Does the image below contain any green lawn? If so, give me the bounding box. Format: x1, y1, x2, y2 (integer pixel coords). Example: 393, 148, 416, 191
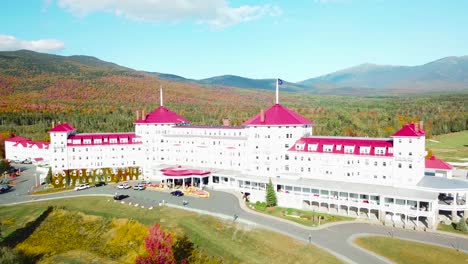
0, 196, 342, 264
247, 202, 354, 227
426, 130, 468, 163
355, 236, 468, 264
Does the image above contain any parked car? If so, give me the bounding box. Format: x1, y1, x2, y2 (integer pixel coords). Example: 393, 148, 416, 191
75, 184, 90, 191
117, 182, 131, 189
141, 180, 151, 185
0, 184, 12, 193
170, 190, 184, 197
94, 181, 106, 187
133, 183, 145, 190
21, 159, 32, 164
113, 194, 129, 200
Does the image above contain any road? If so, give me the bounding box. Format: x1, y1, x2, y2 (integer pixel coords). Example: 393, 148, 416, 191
1, 165, 467, 264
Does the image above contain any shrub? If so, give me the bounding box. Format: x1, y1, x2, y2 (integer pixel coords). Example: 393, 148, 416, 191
254, 202, 267, 211
456, 217, 468, 232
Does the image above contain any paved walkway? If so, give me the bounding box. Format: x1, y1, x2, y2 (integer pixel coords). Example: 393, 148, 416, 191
2, 167, 468, 263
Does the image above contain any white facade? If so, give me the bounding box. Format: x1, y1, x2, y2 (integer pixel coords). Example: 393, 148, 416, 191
6, 101, 468, 229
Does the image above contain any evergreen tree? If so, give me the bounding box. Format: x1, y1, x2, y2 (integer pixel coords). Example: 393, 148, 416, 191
266, 178, 277, 207
456, 217, 468, 232
46, 167, 53, 185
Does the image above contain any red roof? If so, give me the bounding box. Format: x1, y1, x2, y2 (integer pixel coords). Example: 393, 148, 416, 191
67, 133, 142, 146
289, 136, 394, 157
392, 123, 425, 137
161, 166, 211, 177
425, 155, 453, 170
134, 106, 189, 124
5, 136, 31, 142
243, 104, 313, 126
33, 158, 44, 161
12, 141, 49, 149
49, 122, 76, 132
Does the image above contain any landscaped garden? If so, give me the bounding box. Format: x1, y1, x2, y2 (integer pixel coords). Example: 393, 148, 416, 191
0, 196, 342, 264
247, 201, 354, 227
354, 236, 468, 264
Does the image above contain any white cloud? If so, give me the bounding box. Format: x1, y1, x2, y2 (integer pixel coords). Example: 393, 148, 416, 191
55, 0, 281, 28
0, 35, 64, 52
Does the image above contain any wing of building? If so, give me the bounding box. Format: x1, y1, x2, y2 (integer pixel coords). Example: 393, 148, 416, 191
6, 101, 467, 229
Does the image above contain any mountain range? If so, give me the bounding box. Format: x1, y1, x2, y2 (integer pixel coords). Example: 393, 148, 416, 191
1, 50, 467, 95
152, 56, 468, 95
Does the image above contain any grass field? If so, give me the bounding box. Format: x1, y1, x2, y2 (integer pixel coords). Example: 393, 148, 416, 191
354, 236, 468, 264
247, 202, 354, 227
426, 130, 468, 163
0, 197, 342, 264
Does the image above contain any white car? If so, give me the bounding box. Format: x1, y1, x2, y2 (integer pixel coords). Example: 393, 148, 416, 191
117, 182, 131, 189
75, 184, 90, 191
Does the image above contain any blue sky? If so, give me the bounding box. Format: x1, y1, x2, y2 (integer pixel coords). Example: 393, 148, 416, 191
1, 0, 467, 82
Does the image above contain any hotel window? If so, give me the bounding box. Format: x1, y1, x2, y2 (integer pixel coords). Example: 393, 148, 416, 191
409, 164, 412, 169
383, 162, 386, 166
398, 163, 402, 168
285, 165, 289, 171
374, 161, 377, 166
374, 175, 377, 179
285, 154, 289, 160
409, 152, 412, 156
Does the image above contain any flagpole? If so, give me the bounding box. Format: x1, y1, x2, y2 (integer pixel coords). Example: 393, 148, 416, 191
276, 78, 279, 104
160, 85, 163, 107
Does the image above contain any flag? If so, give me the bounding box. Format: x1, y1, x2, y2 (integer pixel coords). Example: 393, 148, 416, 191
277, 79, 283, 85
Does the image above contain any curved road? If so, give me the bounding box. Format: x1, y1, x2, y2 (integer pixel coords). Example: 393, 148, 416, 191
2, 165, 467, 264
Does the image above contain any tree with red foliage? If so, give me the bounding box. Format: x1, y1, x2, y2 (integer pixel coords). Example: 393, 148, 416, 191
136, 224, 176, 264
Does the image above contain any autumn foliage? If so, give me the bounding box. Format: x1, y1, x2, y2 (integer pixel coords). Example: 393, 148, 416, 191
136, 224, 176, 264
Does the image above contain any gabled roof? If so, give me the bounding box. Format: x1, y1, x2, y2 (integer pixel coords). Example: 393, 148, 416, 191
49, 122, 76, 132
243, 104, 313, 126
134, 106, 189, 124
425, 155, 453, 170
391, 123, 425, 137
289, 136, 393, 157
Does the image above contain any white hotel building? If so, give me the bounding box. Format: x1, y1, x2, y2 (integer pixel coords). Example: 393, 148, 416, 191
5, 94, 468, 229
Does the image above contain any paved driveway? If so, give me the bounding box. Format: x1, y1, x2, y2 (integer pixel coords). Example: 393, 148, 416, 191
2, 167, 467, 264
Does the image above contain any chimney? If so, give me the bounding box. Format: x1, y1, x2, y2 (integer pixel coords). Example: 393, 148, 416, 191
142, 110, 145, 120
52, 121, 55, 128
414, 122, 419, 131
136, 110, 140, 120
223, 119, 230, 126
419, 120, 424, 131
58, 121, 61, 125
260, 109, 265, 123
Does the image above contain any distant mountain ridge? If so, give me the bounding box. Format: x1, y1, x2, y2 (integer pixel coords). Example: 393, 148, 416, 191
1, 50, 467, 95
299, 56, 468, 92
150, 56, 468, 94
